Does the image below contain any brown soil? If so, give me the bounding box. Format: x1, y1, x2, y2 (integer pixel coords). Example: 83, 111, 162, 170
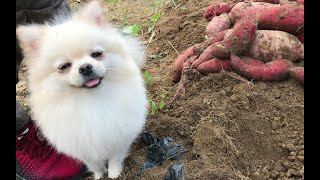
16, 0, 304, 179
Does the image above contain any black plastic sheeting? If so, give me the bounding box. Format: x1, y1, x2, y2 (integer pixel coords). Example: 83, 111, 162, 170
164, 163, 185, 180
138, 131, 187, 176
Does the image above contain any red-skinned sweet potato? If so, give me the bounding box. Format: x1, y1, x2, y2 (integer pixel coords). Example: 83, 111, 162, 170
204, 2, 236, 21
191, 42, 229, 69
193, 40, 212, 56
229, 2, 304, 34
297, 0, 304, 5
251, 0, 280, 3
191, 30, 234, 57
191, 18, 256, 69
173, 39, 218, 83
230, 54, 294, 81
288, 67, 304, 84
223, 17, 257, 55
205, 13, 231, 38
256, 4, 304, 34
229, 2, 279, 23
249, 30, 304, 62
297, 33, 304, 44
210, 17, 257, 59
241, 57, 265, 66
197, 58, 231, 74
190, 29, 233, 69
172, 46, 194, 83
211, 29, 233, 44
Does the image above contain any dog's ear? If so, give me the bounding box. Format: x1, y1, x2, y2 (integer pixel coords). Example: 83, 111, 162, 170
73, 0, 104, 26
16, 25, 46, 57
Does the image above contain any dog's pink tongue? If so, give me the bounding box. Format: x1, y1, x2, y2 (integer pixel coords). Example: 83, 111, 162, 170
85, 78, 100, 87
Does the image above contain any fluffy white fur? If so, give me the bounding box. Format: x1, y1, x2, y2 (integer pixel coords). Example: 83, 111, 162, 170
16, 1, 147, 179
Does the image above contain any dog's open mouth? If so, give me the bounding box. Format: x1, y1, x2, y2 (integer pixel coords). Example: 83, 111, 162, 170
82, 77, 103, 89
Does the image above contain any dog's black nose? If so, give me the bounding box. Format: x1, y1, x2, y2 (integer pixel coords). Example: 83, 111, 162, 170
79, 63, 93, 76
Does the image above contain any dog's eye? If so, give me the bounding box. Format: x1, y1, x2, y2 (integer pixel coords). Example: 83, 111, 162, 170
58, 63, 72, 71
91, 51, 103, 58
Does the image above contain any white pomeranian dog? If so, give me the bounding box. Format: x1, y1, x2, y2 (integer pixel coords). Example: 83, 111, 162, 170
16, 1, 147, 179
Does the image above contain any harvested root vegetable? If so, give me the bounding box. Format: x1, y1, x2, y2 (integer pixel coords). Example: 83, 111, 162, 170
197, 58, 231, 74
210, 29, 233, 44
249, 30, 304, 62
169, 67, 198, 107
172, 46, 194, 83
256, 4, 304, 34
173, 38, 223, 83
185, 55, 198, 67
229, 2, 304, 34
229, 2, 279, 23
297, 0, 304, 5
222, 17, 257, 56
205, 13, 231, 38
191, 18, 256, 68
288, 67, 304, 84
193, 40, 212, 56
297, 33, 304, 44
204, 2, 235, 21
230, 54, 294, 81
191, 42, 228, 69
241, 57, 265, 66
191, 30, 233, 56
251, 0, 280, 3
190, 29, 233, 69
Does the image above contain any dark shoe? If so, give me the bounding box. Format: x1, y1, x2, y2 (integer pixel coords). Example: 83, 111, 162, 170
16, 101, 30, 131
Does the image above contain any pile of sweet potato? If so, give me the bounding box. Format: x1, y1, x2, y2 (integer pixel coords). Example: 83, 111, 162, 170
172, 0, 304, 85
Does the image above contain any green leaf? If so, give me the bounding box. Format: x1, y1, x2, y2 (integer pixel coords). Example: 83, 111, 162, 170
144, 71, 151, 85
148, 54, 158, 59
159, 100, 166, 110
122, 25, 141, 35
159, 90, 169, 98
154, 0, 161, 6
151, 14, 161, 22
180, 6, 188, 10
105, 0, 118, 3
151, 101, 157, 115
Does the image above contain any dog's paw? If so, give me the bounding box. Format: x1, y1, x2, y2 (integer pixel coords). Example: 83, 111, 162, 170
107, 166, 121, 179
93, 171, 104, 180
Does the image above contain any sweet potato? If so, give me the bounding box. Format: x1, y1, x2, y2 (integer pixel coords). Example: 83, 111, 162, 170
256, 4, 304, 34
190, 30, 233, 69
297, 33, 304, 44
192, 30, 234, 56
297, 0, 304, 5
230, 54, 294, 81
172, 39, 218, 83
251, 0, 280, 3
229, 2, 279, 23
210, 29, 233, 44
241, 57, 265, 66
288, 67, 304, 84
191, 42, 228, 69
186, 55, 198, 66
222, 17, 257, 55
249, 30, 304, 62
191, 18, 256, 69
193, 39, 212, 56
172, 46, 194, 83
205, 13, 231, 38
279, 0, 300, 5
204, 2, 236, 21
230, 2, 304, 34
197, 58, 231, 74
